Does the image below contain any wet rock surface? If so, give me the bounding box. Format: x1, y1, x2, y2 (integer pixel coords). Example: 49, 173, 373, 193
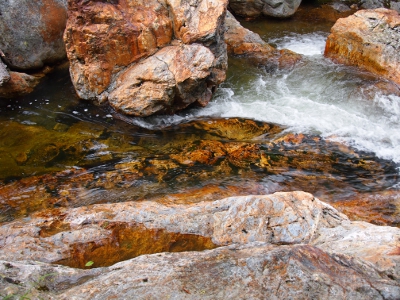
224, 11, 301, 69
333, 190, 400, 226
0, 0, 67, 70
64, 0, 228, 116
229, 0, 302, 19
325, 8, 400, 86
0, 192, 399, 299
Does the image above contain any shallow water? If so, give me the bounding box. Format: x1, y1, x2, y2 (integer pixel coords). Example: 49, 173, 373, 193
0, 15, 399, 225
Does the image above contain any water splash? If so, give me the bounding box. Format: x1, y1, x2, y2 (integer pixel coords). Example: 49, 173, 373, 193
135, 33, 400, 165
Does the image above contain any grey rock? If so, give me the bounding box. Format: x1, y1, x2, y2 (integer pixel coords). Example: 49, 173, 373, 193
0, 59, 10, 86
229, 0, 302, 18
0, 0, 67, 70
1, 243, 400, 299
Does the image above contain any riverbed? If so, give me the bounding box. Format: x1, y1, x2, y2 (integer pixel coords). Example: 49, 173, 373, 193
0, 7, 399, 226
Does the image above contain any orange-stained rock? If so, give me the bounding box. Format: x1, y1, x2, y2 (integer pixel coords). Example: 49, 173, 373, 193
325, 8, 400, 86
0, 0, 67, 70
64, 0, 228, 116
0, 191, 400, 299
224, 11, 301, 69
0, 72, 43, 98
333, 190, 400, 226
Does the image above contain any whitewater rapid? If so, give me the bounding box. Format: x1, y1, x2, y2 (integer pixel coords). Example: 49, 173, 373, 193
127, 32, 400, 165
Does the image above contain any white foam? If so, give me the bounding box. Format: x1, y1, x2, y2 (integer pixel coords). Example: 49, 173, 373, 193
270, 32, 328, 56
134, 33, 400, 165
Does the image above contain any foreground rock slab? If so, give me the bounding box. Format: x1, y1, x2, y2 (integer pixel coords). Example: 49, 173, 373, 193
1, 189, 400, 299
325, 8, 400, 86
2, 242, 400, 299
64, 0, 228, 116
0, 192, 399, 285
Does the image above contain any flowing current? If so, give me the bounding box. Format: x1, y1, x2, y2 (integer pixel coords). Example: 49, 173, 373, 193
131, 32, 400, 165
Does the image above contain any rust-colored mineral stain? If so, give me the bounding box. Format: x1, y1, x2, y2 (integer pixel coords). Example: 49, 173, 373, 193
39, 219, 71, 238
54, 222, 217, 269
40, 1, 67, 43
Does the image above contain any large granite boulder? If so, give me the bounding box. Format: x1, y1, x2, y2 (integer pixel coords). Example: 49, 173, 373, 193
0, 0, 67, 70
64, 0, 228, 117
224, 11, 301, 69
229, 0, 302, 19
0, 191, 400, 298
325, 8, 400, 86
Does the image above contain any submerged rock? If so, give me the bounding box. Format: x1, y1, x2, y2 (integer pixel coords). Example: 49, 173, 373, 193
0, 118, 397, 223
224, 11, 301, 69
0, 191, 399, 299
64, 0, 228, 117
229, 0, 302, 19
325, 8, 400, 86
0, 0, 67, 70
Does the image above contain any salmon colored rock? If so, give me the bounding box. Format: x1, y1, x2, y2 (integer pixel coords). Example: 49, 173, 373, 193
325, 8, 400, 86
64, 0, 228, 116
224, 11, 301, 69
0, 192, 400, 299
0, 72, 43, 98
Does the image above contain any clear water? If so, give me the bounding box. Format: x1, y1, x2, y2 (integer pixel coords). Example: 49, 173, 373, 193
0, 20, 399, 224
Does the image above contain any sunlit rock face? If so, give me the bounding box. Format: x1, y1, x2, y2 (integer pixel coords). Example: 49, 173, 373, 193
229, 0, 302, 19
0, 0, 67, 70
224, 11, 301, 69
325, 8, 400, 86
0, 192, 399, 299
64, 0, 228, 117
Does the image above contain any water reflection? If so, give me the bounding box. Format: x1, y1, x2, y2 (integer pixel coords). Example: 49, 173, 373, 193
0, 17, 399, 226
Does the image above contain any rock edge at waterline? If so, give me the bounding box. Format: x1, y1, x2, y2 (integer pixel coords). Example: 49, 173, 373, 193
0, 191, 399, 299
325, 8, 400, 86
64, 0, 228, 117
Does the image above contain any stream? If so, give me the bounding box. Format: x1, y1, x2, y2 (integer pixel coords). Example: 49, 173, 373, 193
0, 11, 399, 226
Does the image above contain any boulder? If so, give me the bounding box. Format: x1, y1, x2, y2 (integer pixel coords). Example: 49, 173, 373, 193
0, 72, 43, 98
325, 8, 400, 86
0, 0, 67, 70
0, 191, 400, 299
229, 0, 302, 19
224, 11, 301, 69
64, 0, 228, 116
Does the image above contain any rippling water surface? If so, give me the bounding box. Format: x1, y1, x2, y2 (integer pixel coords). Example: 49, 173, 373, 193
136, 32, 400, 165
1, 16, 399, 224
